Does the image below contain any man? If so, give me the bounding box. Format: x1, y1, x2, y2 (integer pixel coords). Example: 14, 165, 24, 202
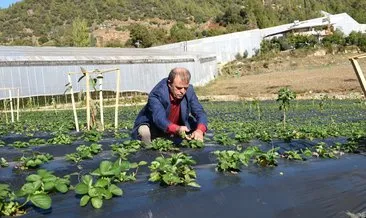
131, 67, 208, 145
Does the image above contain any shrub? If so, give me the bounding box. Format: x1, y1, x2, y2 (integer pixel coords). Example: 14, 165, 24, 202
322, 29, 346, 46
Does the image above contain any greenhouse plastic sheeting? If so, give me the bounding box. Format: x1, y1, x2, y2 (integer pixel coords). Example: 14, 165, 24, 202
152, 13, 365, 64
0, 47, 217, 99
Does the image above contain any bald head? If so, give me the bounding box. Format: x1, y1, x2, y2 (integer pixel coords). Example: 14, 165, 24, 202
168, 67, 191, 84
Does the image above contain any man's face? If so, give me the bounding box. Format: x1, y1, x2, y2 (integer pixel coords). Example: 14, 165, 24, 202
168, 76, 189, 100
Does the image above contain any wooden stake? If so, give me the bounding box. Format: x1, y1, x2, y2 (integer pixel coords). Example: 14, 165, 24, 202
3, 100, 8, 124
349, 58, 366, 97
68, 74, 79, 132
114, 69, 121, 130
85, 70, 91, 130
98, 73, 104, 131
8, 90, 14, 123
16, 89, 20, 121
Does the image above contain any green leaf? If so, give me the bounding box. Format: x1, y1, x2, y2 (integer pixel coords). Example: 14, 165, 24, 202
103, 190, 112, 200
82, 175, 93, 185
80, 195, 90, 207
33, 180, 42, 191
55, 183, 68, 193
109, 184, 123, 196
149, 172, 160, 182
21, 183, 35, 194
44, 181, 55, 191
119, 161, 131, 170
95, 178, 109, 188
30, 194, 52, 209
91, 197, 103, 209
75, 183, 88, 195
42, 175, 57, 183
88, 188, 99, 198
99, 161, 113, 173
139, 161, 147, 166
26, 160, 35, 167
26, 174, 41, 182
188, 182, 201, 188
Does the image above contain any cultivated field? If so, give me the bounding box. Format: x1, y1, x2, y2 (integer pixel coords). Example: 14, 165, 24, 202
196, 52, 365, 100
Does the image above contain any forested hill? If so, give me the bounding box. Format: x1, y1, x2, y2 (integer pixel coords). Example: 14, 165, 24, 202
0, 0, 365, 47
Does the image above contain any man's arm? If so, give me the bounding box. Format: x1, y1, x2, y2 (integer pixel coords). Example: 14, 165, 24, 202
146, 92, 170, 131
188, 87, 208, 141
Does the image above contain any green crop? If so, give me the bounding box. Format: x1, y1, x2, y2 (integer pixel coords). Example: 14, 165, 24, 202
75, 175, 123, 209
149, 153, 200, 188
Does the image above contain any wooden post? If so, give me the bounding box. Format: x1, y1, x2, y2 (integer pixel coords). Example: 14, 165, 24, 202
3, 99, 8, 124
8, 89, 14, 123
98, 73, 104, 131
68, 74, 79, 132
349, 57, 366, 97
16, 89, 20, 121
114, 69, 121, 130
85, 70, 91, 130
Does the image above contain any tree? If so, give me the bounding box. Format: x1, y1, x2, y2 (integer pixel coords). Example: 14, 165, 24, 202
128, 24, 156, 48
169, 22, 195, 43
276, 87, 296, 129
72, 17, 90, 47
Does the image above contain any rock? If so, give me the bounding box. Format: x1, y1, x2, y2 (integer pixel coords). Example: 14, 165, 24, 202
313, 50, 327, 56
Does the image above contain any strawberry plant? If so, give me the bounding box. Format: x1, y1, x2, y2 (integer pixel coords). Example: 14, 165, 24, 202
234, 132, 252, 143
16, 180, 52, 210
65, 143, 102, 163
213, 150, 242, 172
74, 175, 123, 209
147, 138, 179, 152
180, 139, 204, 149
28, 138, 47, 146
10, 141, 30, 148
282, 150, 303, 160
301, 148, 312, 157
91, 159, 147, 183
0, 158, 8, 167
114, 132, 130, 139
15, 170, 67, 211
47, 133, 73, 144
82, 130, 103, 142
111, 140, 141, 160
149, 153, 200, 187
213, 146, 260, 173
18, 153, 53, 169
213, 133, 237, 146
338, 141, 359, 153
0, 184, 25, 216
313, 142, 336, 158
255, 130, 272, 142
0, 140, 4, 147
20, 169, 70, 194
254, 147, 280, 167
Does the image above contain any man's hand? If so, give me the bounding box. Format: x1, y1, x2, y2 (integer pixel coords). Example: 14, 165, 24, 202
188, 129, 204, 141
177, 126, 190, 138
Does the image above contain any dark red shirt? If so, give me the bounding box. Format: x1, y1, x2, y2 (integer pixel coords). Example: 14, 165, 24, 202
166, 94, 207, 134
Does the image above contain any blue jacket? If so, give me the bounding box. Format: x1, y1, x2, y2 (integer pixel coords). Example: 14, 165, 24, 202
131, 78, 208, 139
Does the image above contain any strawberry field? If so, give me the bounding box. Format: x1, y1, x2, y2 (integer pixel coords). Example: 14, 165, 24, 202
0, 99, 365, 217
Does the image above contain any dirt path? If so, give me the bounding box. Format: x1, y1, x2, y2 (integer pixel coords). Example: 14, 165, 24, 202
196, 53, 365, 100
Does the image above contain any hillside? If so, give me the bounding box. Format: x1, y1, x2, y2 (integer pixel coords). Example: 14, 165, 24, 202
0, 0, 366, 47
195, 50, 365, 100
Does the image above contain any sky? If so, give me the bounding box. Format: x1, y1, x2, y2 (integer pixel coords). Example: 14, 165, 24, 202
0, 0, 22, 9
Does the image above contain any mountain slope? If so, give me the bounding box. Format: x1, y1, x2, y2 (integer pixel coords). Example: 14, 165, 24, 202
0, 0, 365, 46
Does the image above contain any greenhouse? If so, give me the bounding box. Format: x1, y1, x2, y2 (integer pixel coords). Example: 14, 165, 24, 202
0, 46, 217, 100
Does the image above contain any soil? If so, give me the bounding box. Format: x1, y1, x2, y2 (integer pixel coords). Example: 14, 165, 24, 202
196, 51, 366, 101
